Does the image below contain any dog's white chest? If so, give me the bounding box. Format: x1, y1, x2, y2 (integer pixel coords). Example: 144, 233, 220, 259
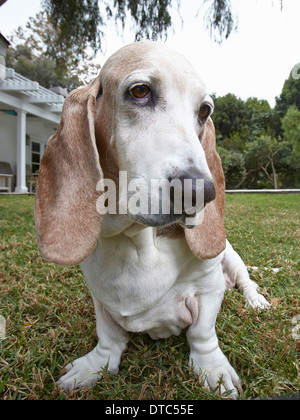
81, 226, 223, 338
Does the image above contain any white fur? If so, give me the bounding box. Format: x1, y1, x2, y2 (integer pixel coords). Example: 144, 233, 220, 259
57, 222, 268, 397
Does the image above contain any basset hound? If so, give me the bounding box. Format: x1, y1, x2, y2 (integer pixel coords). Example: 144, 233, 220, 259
35, 41, 269, 398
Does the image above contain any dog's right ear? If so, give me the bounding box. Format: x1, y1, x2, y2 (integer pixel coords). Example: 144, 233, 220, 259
35, 77, 104, 266
185, 118, 226, 259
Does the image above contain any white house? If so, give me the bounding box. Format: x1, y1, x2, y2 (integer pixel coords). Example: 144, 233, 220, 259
0, 32, 65, 193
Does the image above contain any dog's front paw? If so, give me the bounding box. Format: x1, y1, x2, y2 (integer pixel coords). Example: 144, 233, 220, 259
200, 363, 242, 399
245, 292, 270, 310
57, 353, 102, 391
190, 348, 241, 399
242, 280, 270, 310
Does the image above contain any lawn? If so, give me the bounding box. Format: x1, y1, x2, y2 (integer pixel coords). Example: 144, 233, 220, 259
0, 194, 299, 400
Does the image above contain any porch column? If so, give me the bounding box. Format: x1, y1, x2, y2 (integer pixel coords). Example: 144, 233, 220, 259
15, 109, 28, 193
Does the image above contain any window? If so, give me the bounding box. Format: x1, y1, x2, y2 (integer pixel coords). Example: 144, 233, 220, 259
31, 142, 41, 174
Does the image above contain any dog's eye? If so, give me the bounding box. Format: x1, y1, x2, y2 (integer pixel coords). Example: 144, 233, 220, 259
130, 84, 150, 99
199, 104, 211, 119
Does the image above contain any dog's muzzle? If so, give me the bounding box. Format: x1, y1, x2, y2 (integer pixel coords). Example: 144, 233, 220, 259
127, 170, 215, 228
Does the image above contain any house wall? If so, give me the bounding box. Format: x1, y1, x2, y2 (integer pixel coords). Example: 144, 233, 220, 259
0, 111, 17, 173
0, 34, 8, 79
0, 56, 5, 79
0, 35, 9, 58
0, 111, 57, 176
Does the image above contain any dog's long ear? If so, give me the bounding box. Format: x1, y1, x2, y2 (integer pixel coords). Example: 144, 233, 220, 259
35, 78, 103, 266
185, 118, 226, 259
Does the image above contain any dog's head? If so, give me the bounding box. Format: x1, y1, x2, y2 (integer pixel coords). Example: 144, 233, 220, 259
35, 42, 225, 266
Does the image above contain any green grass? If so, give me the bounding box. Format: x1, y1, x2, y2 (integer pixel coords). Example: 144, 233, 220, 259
0, 194, 299, 400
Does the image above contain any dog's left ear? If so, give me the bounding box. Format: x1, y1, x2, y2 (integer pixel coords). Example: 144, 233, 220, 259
35, 77, 103, 266
185, 118, 226, 259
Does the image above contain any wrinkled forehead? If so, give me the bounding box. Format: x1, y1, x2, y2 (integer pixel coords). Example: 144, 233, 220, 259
100, 42, 206, 94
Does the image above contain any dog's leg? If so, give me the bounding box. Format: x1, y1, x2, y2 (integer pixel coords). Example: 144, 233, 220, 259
222, 240, 270, 309
186, 284, 241, 399
57, 297, 128, 391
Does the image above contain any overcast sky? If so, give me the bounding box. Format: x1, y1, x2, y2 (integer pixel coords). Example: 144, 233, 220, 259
0, 0, 299, 107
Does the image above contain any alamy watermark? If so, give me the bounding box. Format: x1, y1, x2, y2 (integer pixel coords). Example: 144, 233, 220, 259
96, 171, 205, 226
291, 315, 300, 340
291, 63, 300, 80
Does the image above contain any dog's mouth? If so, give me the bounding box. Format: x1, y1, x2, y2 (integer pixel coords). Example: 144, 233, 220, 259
125, 186, 210, 228
97, 171, 215, 228
128, 208, 202, 229
123, 175, 215, 229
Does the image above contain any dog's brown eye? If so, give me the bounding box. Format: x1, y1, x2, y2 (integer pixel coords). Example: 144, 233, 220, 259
199, 104, 211, 119
130, 84, 150, 99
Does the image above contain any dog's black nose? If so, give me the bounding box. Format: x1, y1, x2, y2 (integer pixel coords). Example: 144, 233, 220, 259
170, 170, 215, 209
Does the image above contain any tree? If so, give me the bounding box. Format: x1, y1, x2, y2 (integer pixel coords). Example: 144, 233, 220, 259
1, 0, 286, 53
275, 67, 300, 117
217, 146, 245, 189
7, 12, 100, 89
213, 93, 248, 141
6, 44, 64, 88
282, 105, 300, 155
41, 0, 285, 58
42, 0, 239, 59
202, 0, 237, 43
239, 136, 284, 189
42, 0, 174, 57
245, 98, 272, 139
